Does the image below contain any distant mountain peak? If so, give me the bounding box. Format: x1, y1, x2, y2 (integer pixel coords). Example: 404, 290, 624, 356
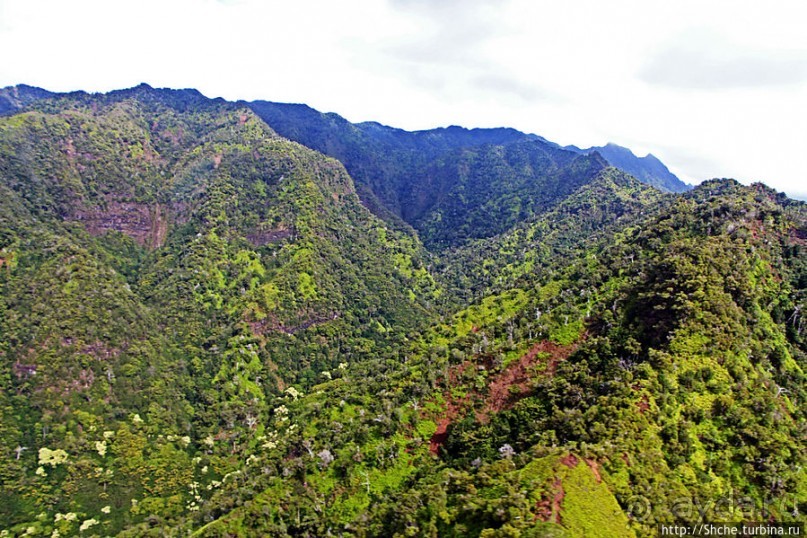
0, 84, 55, 115
1, 84, 690, 194
575, 142, 691, 193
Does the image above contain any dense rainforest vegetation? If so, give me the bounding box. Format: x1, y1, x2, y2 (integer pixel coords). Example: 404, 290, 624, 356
247, 100, 690, 244
0, 84, 804, 537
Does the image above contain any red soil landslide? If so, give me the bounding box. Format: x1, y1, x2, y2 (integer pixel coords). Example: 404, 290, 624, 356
428, 340, 579, 453
70, 201, 180, 249
479, 340, 578, 421
585, 458, 602, 483
428, 379, 472, 455
536, 478, 566, 524
551, 478, 565, 525
537, 454, 580, 524
429, 418, 451, 455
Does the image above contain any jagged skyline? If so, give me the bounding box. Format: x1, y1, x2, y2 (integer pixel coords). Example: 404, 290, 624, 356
1, 0, 806, 199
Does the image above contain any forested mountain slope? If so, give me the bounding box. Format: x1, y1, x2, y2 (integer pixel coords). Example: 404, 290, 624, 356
247, 101, 688, 244
0, 85, 803, 537
188, 179, 805, 537
565, 143, 690, 193
0, 85, 54, 116
0, 85, 438, 535
0, 87, 692, 244
436, 167, 667, 303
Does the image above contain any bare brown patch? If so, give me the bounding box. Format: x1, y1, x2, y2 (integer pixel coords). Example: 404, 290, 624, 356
69, 201, 177, 249
535, 497, 552, 522
67, 369, 95, 393
551, 479, 565, 525
637, 394, 650, 414
536, 478, 566, 524
246, 226, 293, 246
149, 204, 169, 249
426, 339, 580, 453
560, 453, 579, 468
161, 127, 185, 146
585, 458, 602, 483
427, 362, 475, 455
478, 340, 579, 422
79, 341, 121, 361
249, 312, 340, 336
429, 417, 451, 455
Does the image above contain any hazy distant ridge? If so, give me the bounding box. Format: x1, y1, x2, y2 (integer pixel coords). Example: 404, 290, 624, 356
565, 142, 691, 193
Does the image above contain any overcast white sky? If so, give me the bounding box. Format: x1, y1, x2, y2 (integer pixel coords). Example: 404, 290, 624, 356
1, 0, 806, 198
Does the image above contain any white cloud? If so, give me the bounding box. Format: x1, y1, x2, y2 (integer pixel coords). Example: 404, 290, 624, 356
0, 0, 806, 198
639, 29, 807, 89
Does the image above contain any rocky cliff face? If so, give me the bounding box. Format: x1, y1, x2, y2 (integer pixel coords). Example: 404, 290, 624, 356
69, 201, 186, 248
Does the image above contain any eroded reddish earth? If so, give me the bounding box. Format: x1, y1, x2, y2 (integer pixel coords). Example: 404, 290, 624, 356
428, 339, 580, 454
70, 201, 180, 249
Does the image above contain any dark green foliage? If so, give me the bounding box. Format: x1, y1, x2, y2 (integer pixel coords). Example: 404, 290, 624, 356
410, 143, 607, 249
0, 85, 54, 116
436, 167, 666, 306
248, 101, 688, 249
0, 86, 438, 535
0, 86, 804, 537
573, 143, 691, 193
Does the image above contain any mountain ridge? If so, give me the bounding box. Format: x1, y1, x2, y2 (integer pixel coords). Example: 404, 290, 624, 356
247, 100, 632, 249
1, 84, 690, 208
566, 142, 690, 193
246, 99, 690, 199
0, 84, 803, 537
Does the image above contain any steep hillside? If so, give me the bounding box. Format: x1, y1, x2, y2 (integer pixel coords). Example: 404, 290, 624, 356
570, 143, 690, 193
250, 101, 613, 250
436, 167, 667, 303
403, 141, 608, 249
0, 85, 54, 116
247, 101, 540, 233
0, 87, 692, 243
0, 85, 803, 538
433, 179, 806, 532
247, 102, 688, 244
177, 180, 805, 537
0, 86, 439, 535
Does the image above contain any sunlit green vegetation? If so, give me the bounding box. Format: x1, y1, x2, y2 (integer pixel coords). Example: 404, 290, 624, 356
0, 86, 804, 537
